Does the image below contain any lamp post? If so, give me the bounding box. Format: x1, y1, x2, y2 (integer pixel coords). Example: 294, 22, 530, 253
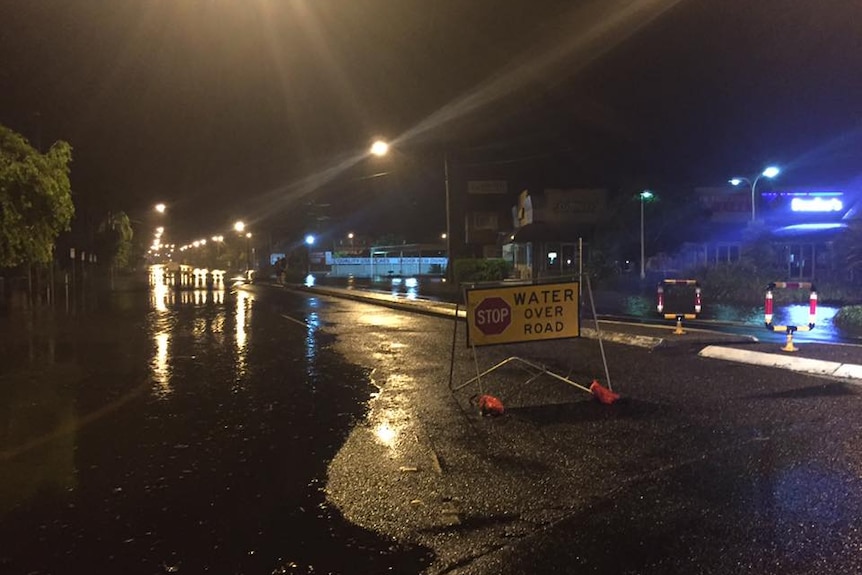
370, 139, 452, 282
245, 232, 253, 272
729, 166, 780, 222
305, 234, 315, 276
233, 221, 252, 272
639, 190, 654, 280
211, 235, 224, 266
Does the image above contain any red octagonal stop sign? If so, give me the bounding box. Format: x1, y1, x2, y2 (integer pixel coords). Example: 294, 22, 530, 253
474, 296, 512, 335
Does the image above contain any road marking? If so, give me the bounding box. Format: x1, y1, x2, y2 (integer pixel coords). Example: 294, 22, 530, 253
280, 313, 308, 327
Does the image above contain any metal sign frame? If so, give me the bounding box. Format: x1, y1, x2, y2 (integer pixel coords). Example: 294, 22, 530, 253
448, 275, 610, 399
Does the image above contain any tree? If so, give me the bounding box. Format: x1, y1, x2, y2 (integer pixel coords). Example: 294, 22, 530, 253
95, 211, 134, 272
0, 124, 74, 268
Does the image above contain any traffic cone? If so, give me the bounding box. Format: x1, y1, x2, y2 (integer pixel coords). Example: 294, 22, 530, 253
475, 394, 505, 416
590, 380, 620, 405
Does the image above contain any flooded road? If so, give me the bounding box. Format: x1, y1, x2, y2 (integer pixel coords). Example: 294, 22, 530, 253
0, 281, 432, 574
317, 275, 855, 344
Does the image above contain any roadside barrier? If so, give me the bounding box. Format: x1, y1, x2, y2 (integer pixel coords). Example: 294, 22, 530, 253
448, 274, 619, 407
657, 279, 702, 335
765, 281, 817, 352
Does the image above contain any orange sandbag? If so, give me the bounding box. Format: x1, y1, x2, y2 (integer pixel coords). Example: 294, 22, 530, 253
476, 394, 505, 416
590, 380, 620, 405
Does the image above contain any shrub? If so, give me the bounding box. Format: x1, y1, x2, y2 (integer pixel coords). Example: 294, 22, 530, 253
832, 305, 862, 335
683, 262, 771, 304
452, 258, 510, 284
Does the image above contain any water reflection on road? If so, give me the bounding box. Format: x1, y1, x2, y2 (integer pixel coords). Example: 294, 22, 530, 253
0, 274, 432, 574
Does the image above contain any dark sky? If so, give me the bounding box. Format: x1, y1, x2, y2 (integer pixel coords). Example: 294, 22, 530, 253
1, 0, 860, 242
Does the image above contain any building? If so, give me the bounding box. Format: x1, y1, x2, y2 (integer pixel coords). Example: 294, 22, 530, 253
503, 188, 608, 279
683, 185, 860, 281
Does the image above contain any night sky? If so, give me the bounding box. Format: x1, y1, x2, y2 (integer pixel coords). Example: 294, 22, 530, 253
1, 0, 860, 243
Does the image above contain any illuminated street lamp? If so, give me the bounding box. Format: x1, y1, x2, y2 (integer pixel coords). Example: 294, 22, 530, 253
370, 140, 389, 157
155, 203, 166, 214
211, 235, 224, 262
233, 222, 250, 270
639, 190, 654, 279
729, 166, 780, 222
305, 234, 315, 276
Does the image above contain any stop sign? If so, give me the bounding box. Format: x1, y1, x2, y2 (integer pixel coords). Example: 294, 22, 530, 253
474, 297, 512, 335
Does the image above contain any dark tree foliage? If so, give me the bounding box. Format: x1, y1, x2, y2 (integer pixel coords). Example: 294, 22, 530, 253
0, 124, 74, 267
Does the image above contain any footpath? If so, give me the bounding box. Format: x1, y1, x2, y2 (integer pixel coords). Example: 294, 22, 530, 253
293, 283, 862, 383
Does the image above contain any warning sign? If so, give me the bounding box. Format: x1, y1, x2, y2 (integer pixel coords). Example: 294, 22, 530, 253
465, 281, 580, 347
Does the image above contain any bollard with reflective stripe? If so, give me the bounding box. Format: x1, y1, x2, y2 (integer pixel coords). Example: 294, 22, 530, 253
764, 289, 774, 326
657, 279, 702, 335
764, 282, 818, 352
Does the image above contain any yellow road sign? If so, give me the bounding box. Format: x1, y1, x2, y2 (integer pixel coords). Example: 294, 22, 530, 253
465, 281, 580, 347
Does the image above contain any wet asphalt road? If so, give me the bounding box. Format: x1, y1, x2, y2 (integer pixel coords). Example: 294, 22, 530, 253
0, 283, 432, 574
307, 285, 862, 574
2, 281, 862, 574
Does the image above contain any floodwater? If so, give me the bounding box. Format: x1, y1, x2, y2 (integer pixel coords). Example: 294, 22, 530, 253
310, 274, 850, 342
0, 279, 432, 574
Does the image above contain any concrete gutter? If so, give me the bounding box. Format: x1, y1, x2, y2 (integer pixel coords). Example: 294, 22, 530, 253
699, 345, 862, 382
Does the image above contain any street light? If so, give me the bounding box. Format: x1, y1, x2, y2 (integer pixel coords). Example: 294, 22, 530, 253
305, 234, 315, 276
211, 235, 224, 265
370, 140, 389, 157
245, 232, 253, 272
233, 222, 250, 271
729, 166, 780, 222
154, 203, 166, 214
369, 139, 452, 281
639, 190, 654, 280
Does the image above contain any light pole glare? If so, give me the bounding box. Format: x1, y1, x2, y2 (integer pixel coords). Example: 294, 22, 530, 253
305, 234, 315, 246
639, 190, 654, 280
370, 140, 389, 157
234, 221, 245, 233
155, 203, 166, 214
729, 166, 780, 222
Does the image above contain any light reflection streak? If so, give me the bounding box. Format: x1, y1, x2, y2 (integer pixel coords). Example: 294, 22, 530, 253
152, 332, 171, 398
374, 422, 397, 448
148, 265, 173, 398
235, 289, 253, 379
369, 374, 414, 452
151, 282, 171, 311
306, 312, 320, 378
359, 312, 404, 329
305, 297, 320, 383
147, 265, 232, 398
